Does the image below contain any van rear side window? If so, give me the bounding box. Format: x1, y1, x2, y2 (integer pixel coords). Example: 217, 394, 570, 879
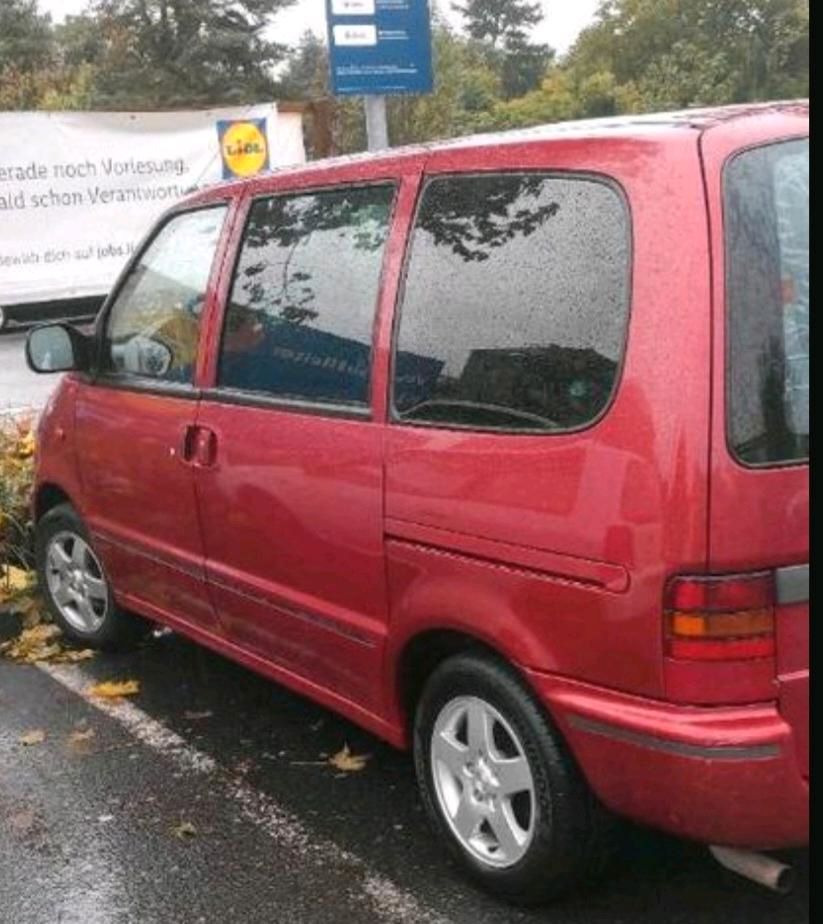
726, 139, 810, 466
392, 174, 630, 433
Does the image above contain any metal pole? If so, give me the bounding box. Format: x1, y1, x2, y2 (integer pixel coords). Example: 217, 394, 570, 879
364, 95, 389, 151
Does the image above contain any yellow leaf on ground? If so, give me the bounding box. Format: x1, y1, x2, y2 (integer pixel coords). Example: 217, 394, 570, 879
328, 744, 371, 773
172, 821, 197, 840
67, 728, 97, 753
20, 729, 46, 746
88, 680, 140, 699
18, 431, 36, 459
1, 624, 61, 662
60, 648, 96, 664
68, 728, 96, 743
0, 566, 32, 603
0, 623, 95, 665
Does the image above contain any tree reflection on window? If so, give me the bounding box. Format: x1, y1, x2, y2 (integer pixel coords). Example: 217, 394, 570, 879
393, 174, 630, 432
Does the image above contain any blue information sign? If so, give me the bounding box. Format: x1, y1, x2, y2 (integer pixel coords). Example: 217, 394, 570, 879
326, 0, 434, 96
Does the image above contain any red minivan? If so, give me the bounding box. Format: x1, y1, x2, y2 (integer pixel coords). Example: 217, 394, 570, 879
26, 102, 808, 904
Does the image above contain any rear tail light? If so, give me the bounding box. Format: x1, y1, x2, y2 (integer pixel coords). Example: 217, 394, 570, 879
665, 572, 776, 662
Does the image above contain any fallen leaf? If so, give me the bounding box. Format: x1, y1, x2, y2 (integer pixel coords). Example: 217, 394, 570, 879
172, 821, 197, 840
0, 623, 96, 665
328, 744, 371, 773
0, 566, 32, 603
67, 728, 96, 752
20, 729, 46, 746
59, 648, 96, 664
18, 430, 36, 459
69, 728, 96, 743
88, 680, 140, 699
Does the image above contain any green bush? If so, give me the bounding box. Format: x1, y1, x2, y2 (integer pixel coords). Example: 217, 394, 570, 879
0, 416, 35, 574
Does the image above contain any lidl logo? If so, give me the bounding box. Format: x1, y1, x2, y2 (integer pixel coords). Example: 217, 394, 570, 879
217, 119, 270, 180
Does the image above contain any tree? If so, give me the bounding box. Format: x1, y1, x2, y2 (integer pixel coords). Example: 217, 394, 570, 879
55, 13, 107, 69
452, 0, 542, 48
0, 0, 54, 71
568, 0, 809, 110
452, 0, 551, 99
276, 30, 328, 102
482, 0, 809, 130
86, 0, 297, 107
386, 25, 502, 147
0, 0, 96, 110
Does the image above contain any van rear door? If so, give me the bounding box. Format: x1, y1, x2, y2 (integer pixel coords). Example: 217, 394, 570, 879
703, 112, 809, 778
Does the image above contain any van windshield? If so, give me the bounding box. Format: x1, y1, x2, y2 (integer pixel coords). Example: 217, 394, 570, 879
726, 138, 809, 466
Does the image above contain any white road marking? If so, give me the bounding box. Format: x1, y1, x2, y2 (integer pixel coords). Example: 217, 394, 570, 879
38, 662, 452, 924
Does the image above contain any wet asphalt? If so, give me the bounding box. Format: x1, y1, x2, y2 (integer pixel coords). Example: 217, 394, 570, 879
0, 631, 809, 924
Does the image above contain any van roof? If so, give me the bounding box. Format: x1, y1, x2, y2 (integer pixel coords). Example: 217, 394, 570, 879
192, 100, 809, 202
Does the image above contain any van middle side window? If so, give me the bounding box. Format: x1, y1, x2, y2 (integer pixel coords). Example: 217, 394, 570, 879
218, 184, 396, 407
391, 173, 631, 433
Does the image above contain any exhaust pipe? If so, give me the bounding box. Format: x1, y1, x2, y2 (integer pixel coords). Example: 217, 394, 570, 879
710, 846, 796, 894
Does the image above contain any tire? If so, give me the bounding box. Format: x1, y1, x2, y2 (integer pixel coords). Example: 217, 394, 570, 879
414, 653, 612, 906
35, 503, 148, 651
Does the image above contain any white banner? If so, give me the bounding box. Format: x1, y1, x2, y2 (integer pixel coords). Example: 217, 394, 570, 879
0, 105, 305, 306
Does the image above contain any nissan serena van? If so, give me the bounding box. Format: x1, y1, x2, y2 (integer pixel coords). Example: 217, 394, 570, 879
26, 102, 809, 904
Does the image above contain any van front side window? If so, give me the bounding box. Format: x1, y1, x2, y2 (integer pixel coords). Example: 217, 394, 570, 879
219, 184, 395, 407
103, 206, 227, 384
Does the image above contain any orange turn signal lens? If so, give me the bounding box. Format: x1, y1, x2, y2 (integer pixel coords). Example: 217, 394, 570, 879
669, 607, 775, 640
665, 573, 777, 662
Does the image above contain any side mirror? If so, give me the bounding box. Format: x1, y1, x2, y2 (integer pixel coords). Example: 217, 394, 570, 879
26, 324, 90, 374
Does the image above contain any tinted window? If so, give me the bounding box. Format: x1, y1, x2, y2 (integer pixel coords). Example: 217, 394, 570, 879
104, 207, 226, 383
219, 185, 395, 406
726, 139, 809, 465
393, 174, 630, 432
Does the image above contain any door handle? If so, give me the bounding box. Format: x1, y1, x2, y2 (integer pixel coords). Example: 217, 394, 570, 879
178, 424, 197, 463
176, 425, 217, 468
192, 427, 218, 468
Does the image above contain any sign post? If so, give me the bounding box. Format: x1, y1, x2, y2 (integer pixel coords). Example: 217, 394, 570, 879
364, 96, 389, 152
325, 0, 433, 151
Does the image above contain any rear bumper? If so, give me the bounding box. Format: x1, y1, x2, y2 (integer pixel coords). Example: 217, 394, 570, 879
529, 671, 809, 849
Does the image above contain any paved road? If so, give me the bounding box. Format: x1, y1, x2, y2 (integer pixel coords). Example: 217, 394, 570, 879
0, 632, 809, 924
0, 331, 59, 413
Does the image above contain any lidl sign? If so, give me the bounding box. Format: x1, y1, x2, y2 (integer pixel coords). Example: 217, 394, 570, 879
217, 119, 270, 180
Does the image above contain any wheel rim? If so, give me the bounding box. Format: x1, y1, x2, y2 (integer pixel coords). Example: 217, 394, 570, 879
431, 695, 536, 869
45, 531, 109, 634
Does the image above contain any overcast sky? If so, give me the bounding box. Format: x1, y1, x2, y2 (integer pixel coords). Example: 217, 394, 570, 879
38, 0, 601, 55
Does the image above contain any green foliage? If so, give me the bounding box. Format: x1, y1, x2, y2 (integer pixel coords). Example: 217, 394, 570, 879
386, 25, 502, 146
452, 0, 551, 99
0, 417, 35, 572
569, 0, 809, 109
452, 0, 542, 47
85, 0, 296, 107
277, 29, 328, 101
0, 0, 96, 110
481, 0, 809, 130
0, 0, 54, 71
